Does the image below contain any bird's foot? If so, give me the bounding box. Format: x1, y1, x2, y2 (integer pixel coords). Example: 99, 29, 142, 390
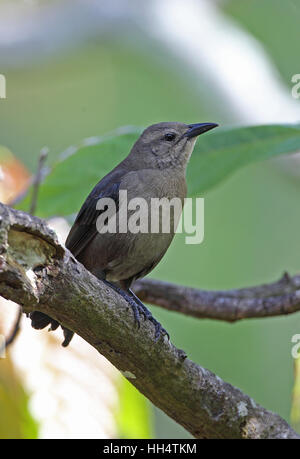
103, 280, 169, 341
148, 315, 170, 342
125, 294, 142, 327
103, 280, 143, 327
128, 289, 170, 342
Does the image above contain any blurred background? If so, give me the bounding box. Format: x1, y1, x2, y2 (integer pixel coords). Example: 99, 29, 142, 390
1, 0, 300, 438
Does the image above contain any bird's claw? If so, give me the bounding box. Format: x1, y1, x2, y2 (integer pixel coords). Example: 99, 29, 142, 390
104, 282, 170, 342
128, 296, 169, 342
150, 317, 170, 342
127, 297, 141, 327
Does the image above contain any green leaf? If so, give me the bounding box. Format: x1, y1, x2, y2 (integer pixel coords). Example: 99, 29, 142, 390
18, 124, 300, 217
0, 357, 39, 439
18, 128, 142, 217
187, 123, 300, 196
115, 376, 153, 439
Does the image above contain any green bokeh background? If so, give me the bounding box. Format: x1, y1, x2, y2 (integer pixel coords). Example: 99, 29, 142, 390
1, 0, 300, 438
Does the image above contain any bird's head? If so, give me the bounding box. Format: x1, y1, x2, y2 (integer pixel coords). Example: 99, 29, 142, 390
129, 122, 218, 170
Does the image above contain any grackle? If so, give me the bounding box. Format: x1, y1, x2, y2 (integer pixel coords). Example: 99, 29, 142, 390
30, 122, 218, 346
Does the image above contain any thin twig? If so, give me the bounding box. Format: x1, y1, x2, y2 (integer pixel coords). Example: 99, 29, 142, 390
0, 307, 22, 355
29, 147, 49, 215
8, 147, 49, 209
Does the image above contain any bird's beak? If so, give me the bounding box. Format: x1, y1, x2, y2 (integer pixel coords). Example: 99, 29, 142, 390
184, 123, 218, 139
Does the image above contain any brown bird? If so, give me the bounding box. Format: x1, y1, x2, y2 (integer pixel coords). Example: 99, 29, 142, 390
30, 122, 218, 345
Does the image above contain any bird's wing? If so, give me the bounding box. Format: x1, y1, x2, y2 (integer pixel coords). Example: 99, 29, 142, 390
65, 169, 125, 258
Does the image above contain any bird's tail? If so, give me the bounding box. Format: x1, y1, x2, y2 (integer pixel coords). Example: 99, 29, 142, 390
29, 311, 74, 347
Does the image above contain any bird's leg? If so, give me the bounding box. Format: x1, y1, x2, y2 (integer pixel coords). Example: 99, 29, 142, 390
102, 280, 169, 341
127, 289, 170, 342
102, 279, 141, 327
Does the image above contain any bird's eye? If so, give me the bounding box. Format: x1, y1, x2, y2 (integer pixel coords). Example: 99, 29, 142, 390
164, 132, 176, 142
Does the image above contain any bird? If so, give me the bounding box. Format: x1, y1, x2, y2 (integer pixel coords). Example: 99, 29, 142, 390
30, 121, 218, 346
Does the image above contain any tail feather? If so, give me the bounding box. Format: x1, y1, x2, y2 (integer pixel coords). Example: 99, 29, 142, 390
61, 327, 74, 347
30, 311, 74, 346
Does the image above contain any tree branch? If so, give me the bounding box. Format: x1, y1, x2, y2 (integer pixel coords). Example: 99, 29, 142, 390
0, 203, 298, 439
133, 275, 300, 322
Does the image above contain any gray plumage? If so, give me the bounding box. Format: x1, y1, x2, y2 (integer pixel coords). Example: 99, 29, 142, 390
30, 121, 218, 345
